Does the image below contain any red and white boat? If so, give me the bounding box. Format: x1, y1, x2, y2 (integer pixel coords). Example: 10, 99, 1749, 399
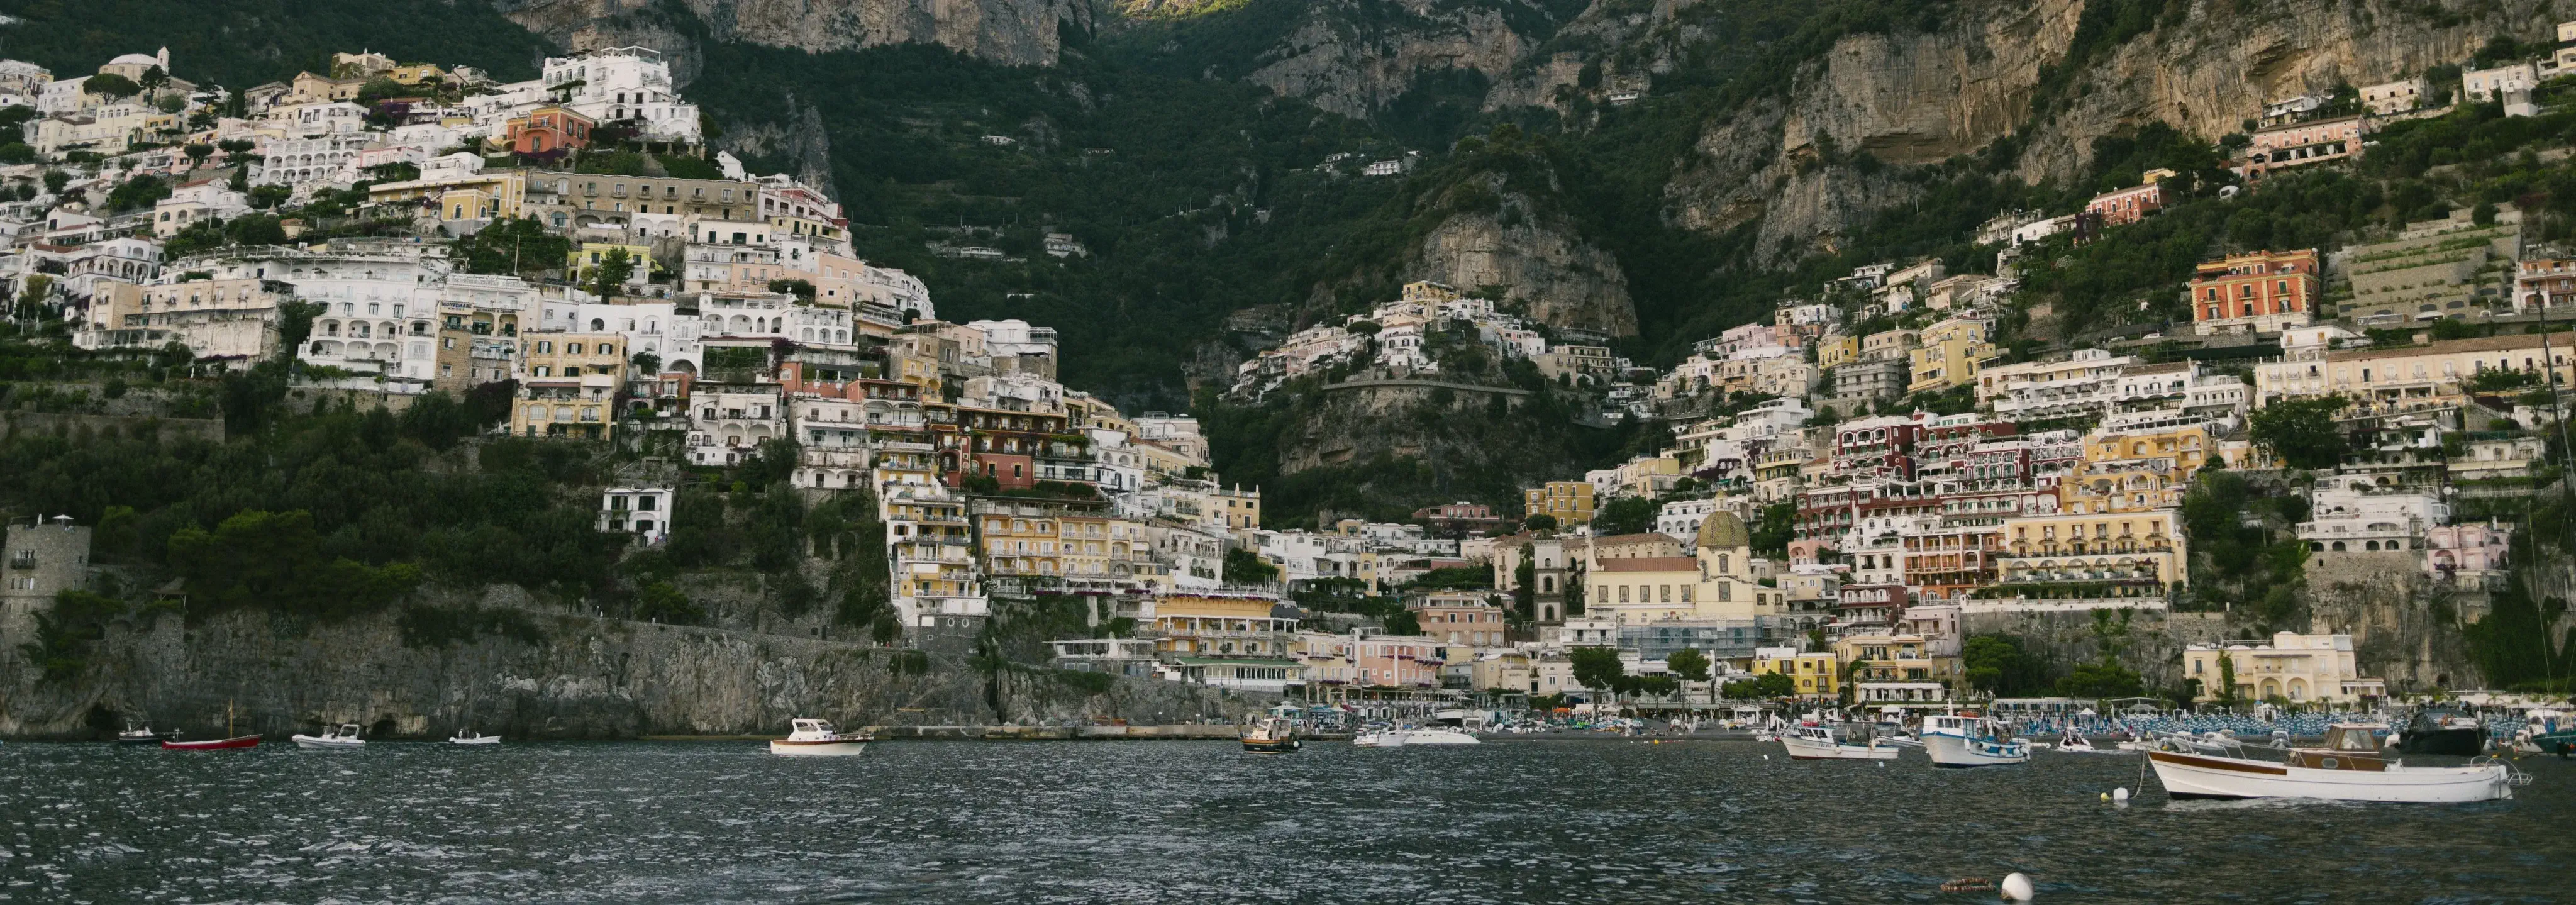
164, 734, 261, 750
2148, 723, 2525, 803
770, 718, 871, 756
162, 702, 260, 750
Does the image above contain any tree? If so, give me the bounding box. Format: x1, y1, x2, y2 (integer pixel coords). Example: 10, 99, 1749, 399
1567, 645, 1628, 709
2214, 650, 2240, 706
767, 278, 816, 301
2250, 394, 2347, 469
1591, 496, 1657, 536
217, 138, 256, 164
634, 581, 706, 625
1668, 647, 1711, 706
1223, 547, 1278, 584
248, 184, 292, 209
631, 351, 662, 376
1963, 634, 2051, 697
42, 169, 69, 196
137, 66, 169, 94
589, 247, 636, 299
1749, 501, 1796, 557
1524, 512, 1558, 532
0, 143, 31, 165
1382, 608, 1421, 636
84, 72, 140, 99
1511, 557, 1535, 619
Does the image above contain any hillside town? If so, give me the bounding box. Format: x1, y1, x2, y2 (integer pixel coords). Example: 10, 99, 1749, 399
0, 38, 2567, 723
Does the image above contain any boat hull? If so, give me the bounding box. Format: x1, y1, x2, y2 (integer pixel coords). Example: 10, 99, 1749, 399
1924, 733, 2029, 767
449, 736, 501, 746
2148, 750, 2512, 803
1241, 738, 1301, 753
2396, 727, 2485, 757
164, 735, 260, 750
1400, 730, 1481, 745
770, 738, 868, 757
291, 736, 365, 750
1780, 734, 1900, 760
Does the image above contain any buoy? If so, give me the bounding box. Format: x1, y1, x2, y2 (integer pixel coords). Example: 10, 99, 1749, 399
2001, 872, 2035, 901
1762, 754, 1771, 760
2112, 787, 2130, 802
2098, 792, 2109, 802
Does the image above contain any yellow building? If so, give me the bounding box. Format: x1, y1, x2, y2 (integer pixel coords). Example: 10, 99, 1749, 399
1993, 509, 2189, 592
979, 511, 1063, 577
1583, 513, 1785, 623
1212, 484, 1262, 531
1815, 335, 1861, 369
1153, 592, 1297, 658
1524, 480, 1596, 525
1753, 651, 1840, 698
1831, 633, 1962, 685
2060, 421, 2217, 514
368, 169, 530, 227
508, 331, 628, 439
1614, 456, 1683, 498
1907, 318, 1994, 394
566, 242, 655, 288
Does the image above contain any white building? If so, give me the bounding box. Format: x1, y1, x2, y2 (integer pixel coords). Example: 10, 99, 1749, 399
599, 487, 675, 545
2297, 474, 2446, 553
537, 47, 701, 142
2183, 633, 2385, 703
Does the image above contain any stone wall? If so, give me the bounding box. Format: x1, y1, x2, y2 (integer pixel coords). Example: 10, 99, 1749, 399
1965, 608, 2232, 690
2304, 550, 2485, 691
0, 586, 1273, 740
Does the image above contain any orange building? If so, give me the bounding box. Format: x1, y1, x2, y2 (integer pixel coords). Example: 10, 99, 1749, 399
505, 105, 595, 155
2190, 249, 2319, 336
2084, 179, 2165, 228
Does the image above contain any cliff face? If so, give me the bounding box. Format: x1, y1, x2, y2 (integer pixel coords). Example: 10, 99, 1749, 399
1407, 191, 1637, 337
0, 589, 1261, 740
1238, 0, 1530, 119
506, 0, 1093, 68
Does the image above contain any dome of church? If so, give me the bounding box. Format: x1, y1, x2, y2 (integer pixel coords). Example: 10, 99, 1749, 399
1696, 509, 1750, 550
108, 53, 160, 66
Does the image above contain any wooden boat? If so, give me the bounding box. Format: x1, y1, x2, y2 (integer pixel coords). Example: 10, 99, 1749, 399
1240, 716, 1300, 753
292, 723, 367, 750
769, 718, 870, 756
165, 702, 260, 750
1921, 712, 2029, 767
1780, 722, 1900, 760
2148, 723, 2524, 803
448, 730, 501, 746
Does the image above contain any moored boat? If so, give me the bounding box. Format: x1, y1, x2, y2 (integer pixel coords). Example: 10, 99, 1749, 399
769, 718, 870, 756
2392, 710, 2486, 756
2148, 723, 2523, 803
2048, 728, 2124, 754
1780, 722, 1899, 760
1241, 717, 1300, 753
291, 723, 367, 750
165, 702, 259, 750
1399, 726, 1481, 746
1350, 727, 1406, 748
116, 725, 174, 745
448, 730, 501, 746
1921, 713, 2029, 767
2512, 708, 2575, 757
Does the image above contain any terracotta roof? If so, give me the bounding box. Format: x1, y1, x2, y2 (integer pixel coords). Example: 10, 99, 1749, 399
1594, 557, 1697, 572
1592, 531, 1678, 547
2327, 332, 2576, 363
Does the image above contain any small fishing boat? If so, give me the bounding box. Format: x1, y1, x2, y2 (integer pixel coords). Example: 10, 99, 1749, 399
1921, 712, 2029, 767
448, 730, 501, 746
292, 723, 367, 750
2149, 723, 2524, 802
1241, 716, 1301, 753
116, 724, 174, 745
1780, 722, 1900, 760
769, 718, 870, 756
165, 702, 260, 750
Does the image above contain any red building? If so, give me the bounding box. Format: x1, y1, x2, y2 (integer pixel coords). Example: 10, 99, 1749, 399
2083, 179, 2165, 228
2189, 248, 2319, 335
505, 105, 595, 155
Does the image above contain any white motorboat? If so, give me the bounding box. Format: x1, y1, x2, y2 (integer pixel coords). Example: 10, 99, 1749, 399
1241, 717, 1301, 753
292, 723, 367, 750
2148, 723, 2524, 803
448, 730, 501, 746
1921, 713, 2029, 767
1399, 727, 1482, 745
769, 718, 870, 756
1350, 728, 1406, 748
2049, 729, 2124, 754
1780, 722, 1900, 760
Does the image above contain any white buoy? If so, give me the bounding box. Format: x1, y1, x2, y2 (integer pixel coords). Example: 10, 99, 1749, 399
2001, 872, 2035, 901
2112, 787, 2130, 802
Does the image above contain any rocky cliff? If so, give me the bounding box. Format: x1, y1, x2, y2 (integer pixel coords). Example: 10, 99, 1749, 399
1407, 190, 1638, 337
0, 588, 1263, 740
506, 0, 1094, 67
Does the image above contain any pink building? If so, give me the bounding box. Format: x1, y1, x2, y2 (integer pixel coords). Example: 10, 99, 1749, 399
2084, 181, 2165, 227
2244, 116, 2369, 179
2426, 524, 2511, 584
